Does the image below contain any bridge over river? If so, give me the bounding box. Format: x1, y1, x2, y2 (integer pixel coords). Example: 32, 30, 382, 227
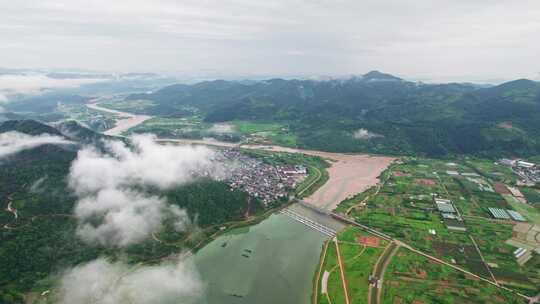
279, 201, 346, 238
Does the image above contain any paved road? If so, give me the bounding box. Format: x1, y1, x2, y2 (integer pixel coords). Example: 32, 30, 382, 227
334, 237, 351, 304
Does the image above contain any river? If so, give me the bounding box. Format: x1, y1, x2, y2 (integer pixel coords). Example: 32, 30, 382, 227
84, 102, 393, 302
86, 102, 395, 210
86, 103, 151, 136
190, 213, 327, 304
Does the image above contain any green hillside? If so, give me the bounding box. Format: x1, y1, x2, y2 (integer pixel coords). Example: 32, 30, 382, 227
0, 120, 260, 302
124, 72, 540, 158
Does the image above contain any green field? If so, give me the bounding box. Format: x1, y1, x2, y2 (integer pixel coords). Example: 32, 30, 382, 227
341, 157, 540, 297
314, 227, 387, 304
503, 195, 540, 225
233, 121, 282, 134
234, 121, 298, 147
97, 99, 156, 112
381, 248, 525, 304
521, 187, 540, 204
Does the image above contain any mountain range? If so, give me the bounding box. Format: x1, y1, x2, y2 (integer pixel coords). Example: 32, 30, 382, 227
125, 71, 540, 157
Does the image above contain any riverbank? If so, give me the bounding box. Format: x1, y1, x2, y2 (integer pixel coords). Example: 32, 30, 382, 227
86, 103, 151, 136
87, 102, 396, 211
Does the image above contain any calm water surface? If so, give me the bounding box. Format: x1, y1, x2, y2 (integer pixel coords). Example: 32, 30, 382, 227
191, 213, 327, 304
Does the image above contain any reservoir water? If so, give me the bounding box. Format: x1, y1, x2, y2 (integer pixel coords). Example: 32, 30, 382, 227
191, 213, 328, 304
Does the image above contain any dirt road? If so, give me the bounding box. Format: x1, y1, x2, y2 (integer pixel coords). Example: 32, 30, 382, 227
334, 237, 351, 304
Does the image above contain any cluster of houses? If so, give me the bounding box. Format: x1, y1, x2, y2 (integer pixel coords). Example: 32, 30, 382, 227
500, 159, 539, 186
216, 149, 308, 205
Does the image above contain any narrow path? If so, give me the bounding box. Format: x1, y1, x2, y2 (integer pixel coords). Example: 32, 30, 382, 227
334, 237, 351, 304
376, 243, 400, 304
297, 166, 322, 198
346, 184, 380, 215
369, 241, 395, 304
332, 213, 531, 301
397, 240, 531, 299
469, 235, 499, 285
313, 240, 330, 304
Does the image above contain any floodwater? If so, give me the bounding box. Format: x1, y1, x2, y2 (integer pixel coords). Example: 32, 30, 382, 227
90, 104, 395, 211
160, 138, 396, 210
190, 213, 328, 304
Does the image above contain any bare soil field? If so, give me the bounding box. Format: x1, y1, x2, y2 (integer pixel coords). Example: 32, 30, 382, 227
358, 235, 381, 247
416, 179, 436, 186
493, 182, 511, 195
300, 152, 395, 210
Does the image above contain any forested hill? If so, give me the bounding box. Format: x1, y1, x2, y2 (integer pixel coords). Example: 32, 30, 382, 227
126, 72, 540, 158
0, 120, 255, 302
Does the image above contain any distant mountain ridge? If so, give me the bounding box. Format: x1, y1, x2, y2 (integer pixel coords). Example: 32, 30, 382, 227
122, 71, 540, 157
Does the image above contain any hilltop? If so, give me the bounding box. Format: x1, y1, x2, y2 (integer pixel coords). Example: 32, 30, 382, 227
122, 72, 540, 158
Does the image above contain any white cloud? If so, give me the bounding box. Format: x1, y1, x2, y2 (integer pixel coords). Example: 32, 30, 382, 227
0, 131, 74, 158
1, 0, 540, 81
69, 134, 220, 246
352, 128, 383, 140
58, 258, 203, 304
69, 134, 218, 194
0, 74, 106, 96
75, 188, 189, 246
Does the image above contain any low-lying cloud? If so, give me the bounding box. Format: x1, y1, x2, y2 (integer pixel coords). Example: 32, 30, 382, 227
75, 188, 189, 246
352, 128, 384, 140
69, 134, 218, 195
58, 258, 203, 304
69, 134, 220, 246
0, 131, 74, 159
0, 73, 106, 96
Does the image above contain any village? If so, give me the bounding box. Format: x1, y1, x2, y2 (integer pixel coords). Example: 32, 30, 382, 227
214, 149, 308, 205
500, 158, 540, 185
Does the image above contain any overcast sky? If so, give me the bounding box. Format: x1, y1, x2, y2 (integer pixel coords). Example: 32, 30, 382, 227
2, 0, 540, 82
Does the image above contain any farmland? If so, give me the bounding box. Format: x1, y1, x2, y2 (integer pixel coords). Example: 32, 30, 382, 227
342, 157, 540, 298
96, 99, 157, 113
381, 247, 524, 304
313, 227, 388, 304
233, 121, 297, 146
